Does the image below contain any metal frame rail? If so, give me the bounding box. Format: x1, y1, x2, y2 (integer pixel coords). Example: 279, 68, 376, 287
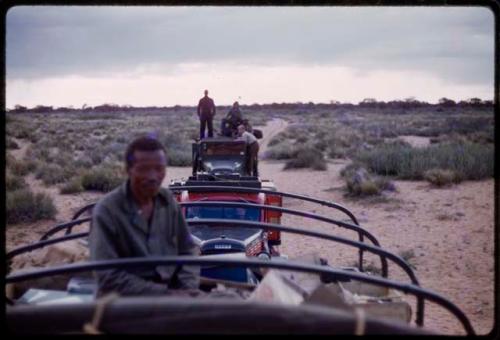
44, 201, 383, 276
180, 201, 388, 277
69, 186, 367, 273
8, 218, 422, 327
5, 256, 475, 335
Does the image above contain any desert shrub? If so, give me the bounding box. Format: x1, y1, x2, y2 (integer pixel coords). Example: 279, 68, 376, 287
268, 133, 287, 147
398, 249, 417, 269
7, 189, 57, 224
342, 165, 395, 197
103, 142, 127, 161
362, 262, 383, 276
77, 113, 120, 120
81, 164, 125, 192
9, 124, 31, 139
74, 155, 94, 168
47, 151, 74, 169
168, 148, 192, 167
423, 168, 457, 187
60, 177, 85, 194
266, 140, 296, 160
356, 141, 493, 180
6, 172, 26, 191
6, 138, 19, 149
35, 163, 76, 185
283, 146, 327, 171
327, 145, 349, 159
90, 150, 105, 165
28, 131, 41, 143
7, 158, 38, 176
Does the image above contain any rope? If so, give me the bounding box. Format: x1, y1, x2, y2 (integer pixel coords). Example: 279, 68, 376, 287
354, 307, 366, 336
83, 292, 120, 334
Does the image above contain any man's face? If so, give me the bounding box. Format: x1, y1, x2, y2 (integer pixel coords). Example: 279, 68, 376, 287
237, 126, 245, 136
128, 149, 167, 199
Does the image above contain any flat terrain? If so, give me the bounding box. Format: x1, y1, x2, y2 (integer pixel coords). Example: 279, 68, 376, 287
6, 116, 494, 335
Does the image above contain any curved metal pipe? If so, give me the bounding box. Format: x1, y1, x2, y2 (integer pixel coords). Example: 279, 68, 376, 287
40, 218, 91, 241
187, 218, 424, 327
5, 257, 475, 335
71, 203, 95, 221
172, 184, 365, 273
180, 200, 387, 277
66, 185, 363, 263
169, 185, 359, 225
7, 232, 89, 261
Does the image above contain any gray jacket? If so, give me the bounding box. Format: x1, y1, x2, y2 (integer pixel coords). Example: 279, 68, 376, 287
89, 181, 199, 296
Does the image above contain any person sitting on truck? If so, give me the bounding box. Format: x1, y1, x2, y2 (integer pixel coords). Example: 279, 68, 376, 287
236, 124, 259, 177
221, 101, 243, 137
89, 136, 200, 297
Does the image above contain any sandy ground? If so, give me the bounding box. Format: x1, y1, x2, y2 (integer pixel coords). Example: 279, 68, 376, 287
6, 119, 495, 335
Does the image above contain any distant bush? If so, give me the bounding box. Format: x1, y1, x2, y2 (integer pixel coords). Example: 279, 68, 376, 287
7, 123, 31, 139
423, 168, 457, 187
167, 148, 192, 167
341, 165, 396, 197
7, 158, 38, 176
7, 138, 19, 149
7, 189, 57, 224
398, 249, 417, 269
356, 141, 493, 181
6, 173, 26, 191
35, 163, 75, 185
267, 133, 287, 147
74, 155, 94, 168
81, 164, 125, 192
60, 177, 85, 194
283, 146, 327, 171
266, 140, 296, 160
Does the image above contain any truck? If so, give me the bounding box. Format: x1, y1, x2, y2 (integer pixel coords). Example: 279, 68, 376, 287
170, 135, 283, 285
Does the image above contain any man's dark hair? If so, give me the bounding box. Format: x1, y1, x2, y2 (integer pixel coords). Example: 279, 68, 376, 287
125, 136, 167, 170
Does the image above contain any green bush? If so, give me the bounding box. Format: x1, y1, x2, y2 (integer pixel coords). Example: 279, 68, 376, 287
7, 124, 31, 139
356, 141, 493, 180
267, 133, 286, 147
283, 147, 327, 171
342, 165, 395, 197
168, 148, 192, 167
266, 140, 296, 160
7, 189, 57, 224
74, 155, 94, 168
81, 165, 125, 192
60, 177, 85, 194
423, 168, 457, 187
35, 163, 75, 185
7, 158, 37, 176
398, 249, 417, 269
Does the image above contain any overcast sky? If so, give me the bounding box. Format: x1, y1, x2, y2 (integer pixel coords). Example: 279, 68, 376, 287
6, 6, 495, 108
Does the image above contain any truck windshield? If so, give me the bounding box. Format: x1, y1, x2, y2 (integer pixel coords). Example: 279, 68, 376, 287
186, 206, 261, 221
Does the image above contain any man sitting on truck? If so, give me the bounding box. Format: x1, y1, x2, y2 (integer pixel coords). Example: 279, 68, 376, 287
236, 124, 259, 177
221, 101, 244, 137
89, 136, 200, 296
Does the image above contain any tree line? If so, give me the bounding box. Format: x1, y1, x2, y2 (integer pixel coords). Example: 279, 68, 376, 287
7, 97, 493, 114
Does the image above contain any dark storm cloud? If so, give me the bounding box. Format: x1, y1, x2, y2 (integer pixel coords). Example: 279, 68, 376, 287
6, 6, 494, 86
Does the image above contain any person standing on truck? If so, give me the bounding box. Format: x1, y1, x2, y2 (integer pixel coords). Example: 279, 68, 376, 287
236, 124, 259, 177
89, 136, 200, 297
197, 89, 216, 139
